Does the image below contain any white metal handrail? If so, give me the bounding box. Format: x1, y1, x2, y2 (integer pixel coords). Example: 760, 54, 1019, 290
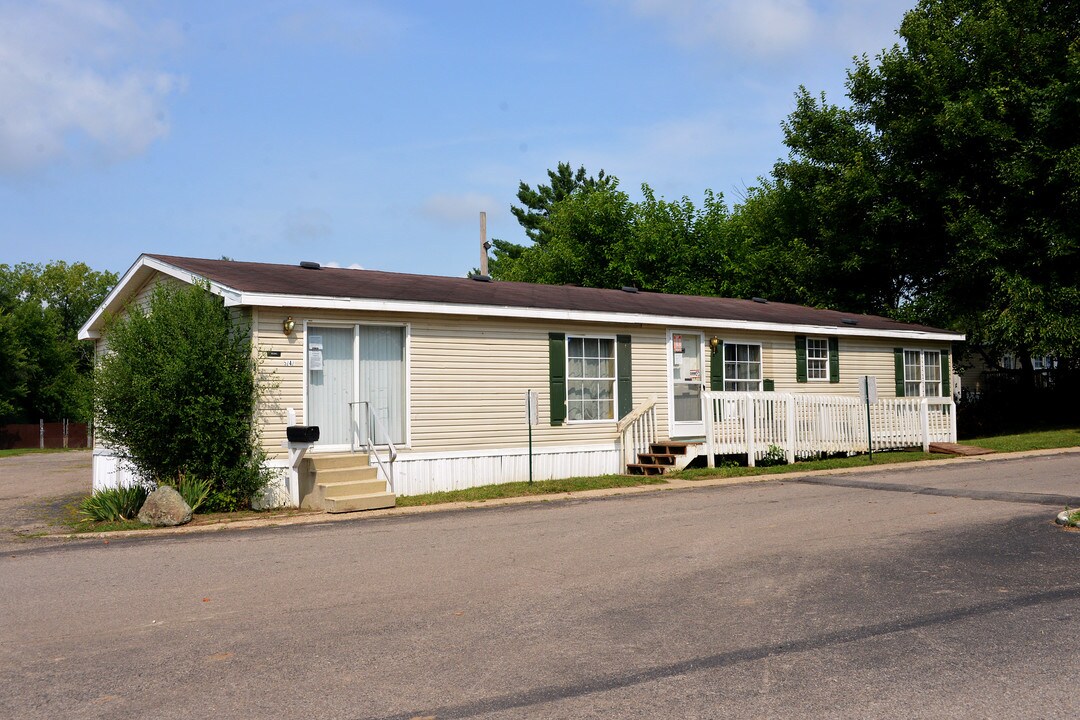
348, 401, 398, 492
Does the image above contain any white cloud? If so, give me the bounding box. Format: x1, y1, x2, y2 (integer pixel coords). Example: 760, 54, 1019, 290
421, 192, 500, 226
612, 0, 909, 61
0, 0, 182, 175
615, 0, 817, 58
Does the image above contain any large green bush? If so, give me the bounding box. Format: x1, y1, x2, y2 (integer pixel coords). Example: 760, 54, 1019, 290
93, 282, 270, 510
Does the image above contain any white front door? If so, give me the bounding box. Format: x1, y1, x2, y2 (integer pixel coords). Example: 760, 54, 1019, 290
669, 331, 705, 438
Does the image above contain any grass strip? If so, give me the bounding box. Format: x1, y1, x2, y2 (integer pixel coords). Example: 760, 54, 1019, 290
960, 428, 1080, 453
397, 474, 667, 507
0, 447, 86, 459
670, 450, 936, 481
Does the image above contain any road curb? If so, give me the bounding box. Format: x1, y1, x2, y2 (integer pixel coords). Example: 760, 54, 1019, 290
52, 445, 1080, 542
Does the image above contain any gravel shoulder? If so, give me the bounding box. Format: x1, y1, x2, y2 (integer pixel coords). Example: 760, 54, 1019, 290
0, 450, 90, 546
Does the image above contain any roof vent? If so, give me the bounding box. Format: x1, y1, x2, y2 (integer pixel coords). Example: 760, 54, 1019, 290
841, 318, 857, 325
752, 297, 768, 304
299, 261, 321, 270
471, 274, 492, 282
621, 286, 638, 293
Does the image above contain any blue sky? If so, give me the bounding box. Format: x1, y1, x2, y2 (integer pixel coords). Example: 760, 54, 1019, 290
0, 0, 913, 278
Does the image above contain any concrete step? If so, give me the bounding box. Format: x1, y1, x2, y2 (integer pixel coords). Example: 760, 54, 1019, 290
314, 465, 379, 483
318, 478, 387, 499
308, 453, 370, 470
324, 491, 396, 513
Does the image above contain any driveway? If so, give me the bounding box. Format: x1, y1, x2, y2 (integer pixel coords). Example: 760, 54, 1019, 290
1, 451, 1078, 719
0, 450, 90, 545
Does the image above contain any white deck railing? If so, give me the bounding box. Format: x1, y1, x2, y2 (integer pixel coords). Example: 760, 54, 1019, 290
702, 391, 956, 467
618, 394, 658, 468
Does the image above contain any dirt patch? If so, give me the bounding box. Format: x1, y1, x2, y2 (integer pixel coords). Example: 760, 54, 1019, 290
0, 450, 91, 544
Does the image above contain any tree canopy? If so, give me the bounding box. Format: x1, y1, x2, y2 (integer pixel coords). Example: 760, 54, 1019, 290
490, 0, 1080, 367
0, 261, 117, 423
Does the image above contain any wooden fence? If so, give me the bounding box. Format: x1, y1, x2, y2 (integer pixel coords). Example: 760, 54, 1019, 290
702, 391, 956, 467
0, 420, 88, 450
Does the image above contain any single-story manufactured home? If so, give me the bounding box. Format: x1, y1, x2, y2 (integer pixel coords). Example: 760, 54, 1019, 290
79, 254, 965, 511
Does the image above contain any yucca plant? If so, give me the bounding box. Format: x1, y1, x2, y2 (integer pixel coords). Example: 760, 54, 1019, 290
79, 485, 149, 522
166, 472, 212, 513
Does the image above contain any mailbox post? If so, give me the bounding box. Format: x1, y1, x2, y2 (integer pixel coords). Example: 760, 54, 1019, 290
281, 408, 320, 507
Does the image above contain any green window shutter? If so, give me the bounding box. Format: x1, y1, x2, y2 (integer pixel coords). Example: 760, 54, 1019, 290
616, 334, 633, 419
893, 348, 906, 397
763, 379, 775, 392
549, 332, 566, 426
941, 349, 951, 397
710, 342, 724, 391
828, 337, 840, 384
795, 336, 807, 383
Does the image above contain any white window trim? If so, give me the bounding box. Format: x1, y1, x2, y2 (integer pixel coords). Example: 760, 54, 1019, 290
723, 342, 763, 392
903, 348, 942, 398
565, 334, 619, 425
806, 337, 830, 382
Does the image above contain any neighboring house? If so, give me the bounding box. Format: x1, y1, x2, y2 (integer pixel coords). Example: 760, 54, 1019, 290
79, 254, 965, 508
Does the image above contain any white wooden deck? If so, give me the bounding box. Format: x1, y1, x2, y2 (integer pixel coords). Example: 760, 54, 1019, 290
701, 391, 957, 467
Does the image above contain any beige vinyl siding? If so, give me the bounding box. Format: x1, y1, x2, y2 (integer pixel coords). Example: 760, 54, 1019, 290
768, 336, 950, 397
253, 309, 306, 453
252, 307, 953, 459
252, 309, 670, 458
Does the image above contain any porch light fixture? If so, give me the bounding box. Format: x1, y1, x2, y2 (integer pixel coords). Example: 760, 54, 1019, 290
709, 335, 720, 354
283, 316, 295, 335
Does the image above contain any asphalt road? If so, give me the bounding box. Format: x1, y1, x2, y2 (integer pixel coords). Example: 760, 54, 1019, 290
2, 452, 1078, 719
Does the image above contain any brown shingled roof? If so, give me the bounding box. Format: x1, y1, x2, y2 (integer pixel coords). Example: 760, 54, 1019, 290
147, 254, 959, 335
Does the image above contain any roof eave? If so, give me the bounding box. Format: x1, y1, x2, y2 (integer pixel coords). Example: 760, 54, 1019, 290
235, 290, 966, 342
77, 254, 244, 340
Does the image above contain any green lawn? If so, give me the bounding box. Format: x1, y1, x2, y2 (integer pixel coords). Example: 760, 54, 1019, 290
670, 450, 936, 481
397, 474, 668, 507
0, 447, 86, 459
960, 427, 1080, 453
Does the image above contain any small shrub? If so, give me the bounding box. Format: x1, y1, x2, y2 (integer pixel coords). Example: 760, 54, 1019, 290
757, 444, 788, 467
79, 485, 149, 522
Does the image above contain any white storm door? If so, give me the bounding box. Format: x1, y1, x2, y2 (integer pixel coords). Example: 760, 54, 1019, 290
307, 326, 356, 448
357, 325, 406, 445
670, 331, 705, 437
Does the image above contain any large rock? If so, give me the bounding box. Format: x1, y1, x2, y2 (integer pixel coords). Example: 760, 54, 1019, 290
138, 486, 193, 527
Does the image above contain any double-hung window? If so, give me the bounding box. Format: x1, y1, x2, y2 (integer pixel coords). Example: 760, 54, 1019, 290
806, 338, 829, 381
904, 349, 942, 397
567, 336, 616, 421
723, 343, 762, 391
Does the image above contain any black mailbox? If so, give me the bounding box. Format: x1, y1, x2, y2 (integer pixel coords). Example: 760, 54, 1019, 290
286, 425, 320, 443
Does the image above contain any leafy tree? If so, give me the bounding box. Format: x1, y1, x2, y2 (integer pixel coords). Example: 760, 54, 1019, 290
758, 0, 1080, 365
93, 282, 270, 511
0, 261, 117, 423
488, 162, 614, 278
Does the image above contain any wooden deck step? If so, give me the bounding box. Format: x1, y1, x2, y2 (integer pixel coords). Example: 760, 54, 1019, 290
650, 442, 691, 456
929, 442, 995, 456
626, 463, 668, 476
637, 453, 678, 465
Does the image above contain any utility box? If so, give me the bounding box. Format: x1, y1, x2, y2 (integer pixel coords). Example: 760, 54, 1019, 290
286, 425, 320, 443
